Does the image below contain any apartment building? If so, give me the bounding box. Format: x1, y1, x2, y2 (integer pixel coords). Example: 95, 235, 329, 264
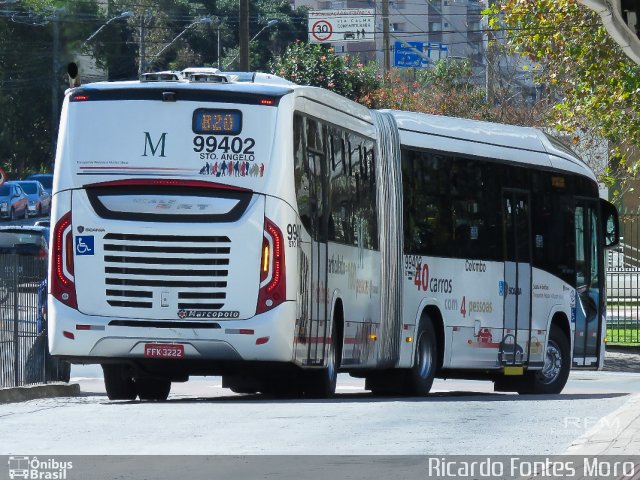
293, 0, 485, 73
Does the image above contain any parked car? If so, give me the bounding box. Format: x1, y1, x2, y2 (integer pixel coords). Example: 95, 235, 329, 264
24, 173, 53, 196
0, 182, 29, 220
15, 180, 51, 217
0, 226, 49, 287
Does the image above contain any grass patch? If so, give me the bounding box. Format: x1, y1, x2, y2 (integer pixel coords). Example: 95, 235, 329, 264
607, 328, 640, 346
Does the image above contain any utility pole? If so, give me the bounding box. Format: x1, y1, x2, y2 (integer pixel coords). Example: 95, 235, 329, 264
239, 0, 249, 71
382, 0, 390, 74
216, 19, 221, 70
138, 11, 150, 76
51, 14, 60, 153
484, 15, 494, 105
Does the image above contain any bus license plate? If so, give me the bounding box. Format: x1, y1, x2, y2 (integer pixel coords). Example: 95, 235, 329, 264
144, 343, 185, 359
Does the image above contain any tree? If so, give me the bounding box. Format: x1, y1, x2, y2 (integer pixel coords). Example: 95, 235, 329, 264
487, 0, 640, 194
361, 59, 493, 120
0, 0, 101, 176
270, 41, 381, 102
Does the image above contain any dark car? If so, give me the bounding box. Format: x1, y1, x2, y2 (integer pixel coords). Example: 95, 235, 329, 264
0, 226, 49, 286
24, 173, 53, 196
0, 182, 29, 220
15, 180, 51, 217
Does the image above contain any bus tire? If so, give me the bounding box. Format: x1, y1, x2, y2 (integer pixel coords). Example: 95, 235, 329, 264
304, 330, 339, 398
519, 325, 570, 394
136, 377, 171, 401
405, 317, 437, 396
102, 364, 137, 401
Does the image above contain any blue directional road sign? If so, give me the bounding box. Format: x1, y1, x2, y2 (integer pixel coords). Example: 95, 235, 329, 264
394, 41, 425, 68
393, 41, 448, 68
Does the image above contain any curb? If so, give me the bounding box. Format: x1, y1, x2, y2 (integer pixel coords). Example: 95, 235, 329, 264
606, 345, 640, 353
0, 383, 80, 404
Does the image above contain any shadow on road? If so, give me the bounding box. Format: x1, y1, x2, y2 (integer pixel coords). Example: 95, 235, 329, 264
91, 390, 630, 405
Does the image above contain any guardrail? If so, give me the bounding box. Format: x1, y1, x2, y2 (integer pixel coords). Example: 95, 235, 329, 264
0, 254, 69, 388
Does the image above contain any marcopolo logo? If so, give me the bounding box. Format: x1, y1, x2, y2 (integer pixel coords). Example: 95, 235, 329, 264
8, 456, 73, 479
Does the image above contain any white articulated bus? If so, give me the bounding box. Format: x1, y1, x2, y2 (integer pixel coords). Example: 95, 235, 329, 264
49, 67, 619, 400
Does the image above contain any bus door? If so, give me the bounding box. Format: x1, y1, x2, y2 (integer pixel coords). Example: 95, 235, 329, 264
306, 148, 329, 366
573, 200, 602, 367
501, 190, 532, 366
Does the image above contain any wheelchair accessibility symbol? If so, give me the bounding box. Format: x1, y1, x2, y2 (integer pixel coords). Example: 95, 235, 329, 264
75, 235, 94, 256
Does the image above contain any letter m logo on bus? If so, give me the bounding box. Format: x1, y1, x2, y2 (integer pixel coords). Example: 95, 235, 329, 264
142, 132, 167, 157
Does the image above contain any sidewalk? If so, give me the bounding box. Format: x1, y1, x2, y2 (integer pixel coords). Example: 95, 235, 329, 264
564, 348, 640, 454
564, 394, 640, 455
0, 383, 79, 404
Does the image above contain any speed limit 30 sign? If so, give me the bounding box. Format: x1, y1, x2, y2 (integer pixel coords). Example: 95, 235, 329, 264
312, 20, 333, 42
308, 9, 375, 43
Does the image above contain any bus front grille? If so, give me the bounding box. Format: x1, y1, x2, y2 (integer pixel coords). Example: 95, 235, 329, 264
103, 233, 230, 311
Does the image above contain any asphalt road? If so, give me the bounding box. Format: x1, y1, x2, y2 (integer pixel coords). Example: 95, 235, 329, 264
0, 367, 637, 456
1, 216, 639, 457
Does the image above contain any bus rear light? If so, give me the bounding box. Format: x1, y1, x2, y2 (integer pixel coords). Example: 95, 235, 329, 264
256, 218, 286, 314
261, 242, 270, 278
256, 337, 270, 345
51, 212, 78, 309
63, 331, 75, 340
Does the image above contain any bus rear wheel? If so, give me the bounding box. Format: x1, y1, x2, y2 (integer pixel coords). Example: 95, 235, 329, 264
518, 325, 570, 394
304, 331, 339, 398
405, 317, 437, 396
102, 364, 136, 401
136, 377, 171, 401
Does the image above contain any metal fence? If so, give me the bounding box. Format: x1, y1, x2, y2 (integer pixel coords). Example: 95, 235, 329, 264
0, 253, 70, 388
606, 209, 640, 345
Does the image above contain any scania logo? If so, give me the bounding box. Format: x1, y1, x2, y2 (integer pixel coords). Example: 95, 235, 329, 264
499, 281, 522, 297
77, 226, 85, 233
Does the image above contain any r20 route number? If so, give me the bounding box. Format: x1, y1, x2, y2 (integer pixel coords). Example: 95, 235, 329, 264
193, 136, 255, 154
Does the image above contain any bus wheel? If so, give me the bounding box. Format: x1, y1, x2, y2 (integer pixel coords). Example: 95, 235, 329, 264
304, 332, 339, 398
519, 325, 570, 394
136, 377, 171, 401
405, 317, 437, 396
102, 364, 137, 401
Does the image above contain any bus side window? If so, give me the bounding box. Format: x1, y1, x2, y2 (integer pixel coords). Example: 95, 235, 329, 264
293, 113, 312, 234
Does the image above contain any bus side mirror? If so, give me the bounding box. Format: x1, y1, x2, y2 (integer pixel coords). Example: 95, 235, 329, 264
601, 199, 619, 249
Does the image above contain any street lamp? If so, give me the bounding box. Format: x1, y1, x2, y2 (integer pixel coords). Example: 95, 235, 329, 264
224, 19, 280, 70
148, 16, 213, 68
82, 11, 132, 48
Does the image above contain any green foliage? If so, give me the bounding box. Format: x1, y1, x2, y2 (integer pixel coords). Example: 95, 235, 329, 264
487, 0, 640, 194
0, 0, 310, 175
362, 59, 491, 120
270, 41, 381, 101
0, 0, 101, 176
416, 57, 473, 89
